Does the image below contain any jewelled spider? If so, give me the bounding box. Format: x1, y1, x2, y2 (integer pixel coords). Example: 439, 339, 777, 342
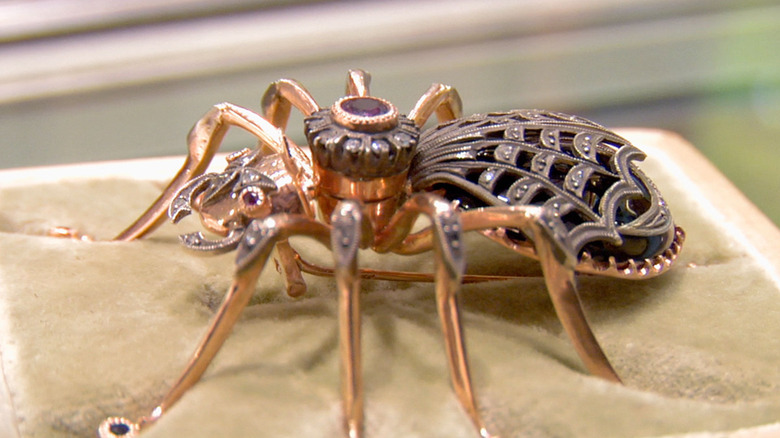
97, 70, 684, 438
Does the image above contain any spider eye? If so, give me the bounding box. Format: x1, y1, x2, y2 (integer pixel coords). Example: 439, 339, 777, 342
239, 186, 267, 216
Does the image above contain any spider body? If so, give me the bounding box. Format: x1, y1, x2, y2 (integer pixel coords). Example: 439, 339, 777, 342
99, 70, 683, 438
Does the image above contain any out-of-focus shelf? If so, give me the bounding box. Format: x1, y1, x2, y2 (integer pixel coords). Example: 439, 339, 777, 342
1, 0, 778, 226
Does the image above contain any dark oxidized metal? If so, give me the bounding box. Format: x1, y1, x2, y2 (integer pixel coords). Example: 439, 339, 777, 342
410, 110, 677, 273
305, 104, 419, 178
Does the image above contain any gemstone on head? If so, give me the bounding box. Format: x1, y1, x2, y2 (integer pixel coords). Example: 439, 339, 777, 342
340, 97, 390, 118
109, 423, 131, 436
239, 187, 271, 217
331, 95, 399, 132
240, 187, 267, 209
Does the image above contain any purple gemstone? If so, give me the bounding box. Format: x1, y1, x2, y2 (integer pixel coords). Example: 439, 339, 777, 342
242, 191, 260, 206
340, 97, 389, 118
109, 423, 131, 435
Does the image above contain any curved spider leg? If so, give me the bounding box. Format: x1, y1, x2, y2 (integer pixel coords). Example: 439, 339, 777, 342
330, 200, 366, 438
258, 76, 322, 298
260, 78, 320, 133
99, 215, 330, 437
256, 70, 370, 296
114, 103, 291, 241
408, 83, 463, 128
463, 206, 621, 382
376, 193, 494, 438
387, 206, 621, 382
345, 69, 371, 97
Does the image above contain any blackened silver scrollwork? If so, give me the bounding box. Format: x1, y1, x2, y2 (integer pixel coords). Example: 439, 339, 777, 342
409, 110, 676, 262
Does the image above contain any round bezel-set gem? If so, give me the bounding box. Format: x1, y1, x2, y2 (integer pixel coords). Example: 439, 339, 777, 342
241, 190, 261, 207
98, 417, 139, 438
342, 97, 389, 117
331, 96, 399, 132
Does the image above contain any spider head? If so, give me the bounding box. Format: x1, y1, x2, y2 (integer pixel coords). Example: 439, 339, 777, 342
169, 149, 304, 236
189, 167, 275, 235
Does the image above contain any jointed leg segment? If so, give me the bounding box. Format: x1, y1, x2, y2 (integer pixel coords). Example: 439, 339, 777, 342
408, 83, 463, 128
331, 201, 365, 438
114, 103, 292, 241
106, 215, 331, 435
389, 205, 621, 383
345, 69, 371, 97
460, 206, 620, 383
376, 194, 493, 438
116, 195, 495, 438
260, 78, 320, 132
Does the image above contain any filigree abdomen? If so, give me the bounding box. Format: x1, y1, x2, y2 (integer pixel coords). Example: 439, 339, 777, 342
409, 110, 675, 262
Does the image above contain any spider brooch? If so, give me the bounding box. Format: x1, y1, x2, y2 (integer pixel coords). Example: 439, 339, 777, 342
96, 70, 684, 438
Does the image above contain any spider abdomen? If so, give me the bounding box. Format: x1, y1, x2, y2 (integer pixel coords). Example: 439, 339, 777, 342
409, 110, 678, 267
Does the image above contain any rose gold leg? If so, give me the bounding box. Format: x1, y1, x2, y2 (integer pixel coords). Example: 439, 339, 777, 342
345, 69, 371, 97
408, 83, 463, 128
431, 218, 494, 438
383, 204, 621, 381
457, 206, 621, 383
275, 238, 308, 298
331, 201, 365, 438
140, 260, 265, 429
261, 78, 320, 132
256, 78, 320, 219
114, 103, 289, 241
522, 217, 621, 382
99, 215, 331, 437
260, 70, 369, 127
97, 253, 266, 437
375, 194, 493, 438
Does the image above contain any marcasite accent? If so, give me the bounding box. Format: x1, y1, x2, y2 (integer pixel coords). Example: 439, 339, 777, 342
304, 107, 419, 178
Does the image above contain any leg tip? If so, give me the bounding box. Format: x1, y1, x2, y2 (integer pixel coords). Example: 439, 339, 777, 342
285, 280, 308, 298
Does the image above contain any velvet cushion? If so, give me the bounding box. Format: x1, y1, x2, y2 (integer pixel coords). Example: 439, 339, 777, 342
0, 129, 778, 438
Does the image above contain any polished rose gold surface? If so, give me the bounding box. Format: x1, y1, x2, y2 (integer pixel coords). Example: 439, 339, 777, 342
408, 83, 463, 127
126, 216, 331, 437
47, 225, 93, 241
275, 238, 308, 298
261, 78, 320, 132
315, 164, 407, 202
295, 251, 527, 283
345, 69, 371, 97
462, 206, 621, 382
314, 163, 409, 234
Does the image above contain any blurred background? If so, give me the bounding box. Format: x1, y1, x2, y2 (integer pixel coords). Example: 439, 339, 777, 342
0, 0, 778, 224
